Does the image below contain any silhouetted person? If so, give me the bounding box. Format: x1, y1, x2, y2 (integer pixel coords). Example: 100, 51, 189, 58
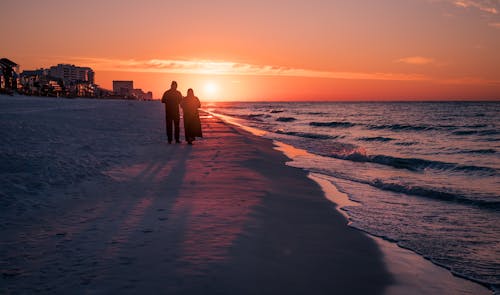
180, 88, 202, 145
161, 81, 182, 143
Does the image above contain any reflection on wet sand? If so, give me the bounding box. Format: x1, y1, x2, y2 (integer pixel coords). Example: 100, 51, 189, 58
170, 118, 267, 274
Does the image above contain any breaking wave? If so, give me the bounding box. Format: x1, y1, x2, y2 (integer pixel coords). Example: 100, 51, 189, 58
369, 179, 500, 209
309, 121, 356, 128
452, 129, 499, 136
367, 124, 435, 131
276, 117, 297, 122
275, 130, 339, 140
357, 136, 395, 142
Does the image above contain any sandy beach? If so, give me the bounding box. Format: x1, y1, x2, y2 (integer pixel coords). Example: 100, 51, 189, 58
0, 98, 491, 294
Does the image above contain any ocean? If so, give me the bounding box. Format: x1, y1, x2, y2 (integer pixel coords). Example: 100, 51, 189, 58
207, 101, 500, 289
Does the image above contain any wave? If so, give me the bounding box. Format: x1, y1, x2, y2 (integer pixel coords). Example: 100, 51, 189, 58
452, 129, 499, 136
462, 124, 488, 128
476, 130, 497, 136
232, 113, 268, 121
452, 130, 478, 135
440, 124, 489, 129
312, 167, 500, 210
358, 136, 395, 142
309, 121, 356, 128
306, 112, 328, 115
458, 149, 496, 154
269, 110, 284, 113
370, 179, 500, 209
276, 117, 297, 122
482, 137, 500, 142
247, 113, 265, 118
363, 123, 492, 134
365, 123, 498, 136
394, 142, 418, 146
367, 155, 498, 175
367, 124, 435, 131
287, 136, 497, 176
275, 130, 339, 140
320, 150, 498, 176
293, 111, 329, 115
369, 179, 500, 209
212, 111, 269, 122
313, 168, 500, 210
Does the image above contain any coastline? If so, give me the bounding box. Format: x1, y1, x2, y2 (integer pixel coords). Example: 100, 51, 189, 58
0, 95, 492, 294
268, 131, 492, 294
1, 102, 390, 294
310, 171, 491, 295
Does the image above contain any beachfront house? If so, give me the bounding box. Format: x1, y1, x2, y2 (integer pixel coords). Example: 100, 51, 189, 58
0, 58, 19, 94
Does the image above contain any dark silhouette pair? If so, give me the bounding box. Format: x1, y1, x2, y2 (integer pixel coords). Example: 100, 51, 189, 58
161, 81, 202, 145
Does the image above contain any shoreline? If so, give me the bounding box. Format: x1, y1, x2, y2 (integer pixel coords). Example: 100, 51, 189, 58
266, 127, 492, 294
0, 95, 492, 294
1, 104, 390, 293
210, 111, 492, 294
310, 170, 491, 294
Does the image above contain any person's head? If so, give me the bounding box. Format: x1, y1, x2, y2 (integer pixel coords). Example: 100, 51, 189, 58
171, 81, 178, 90
187, 88, 194, 97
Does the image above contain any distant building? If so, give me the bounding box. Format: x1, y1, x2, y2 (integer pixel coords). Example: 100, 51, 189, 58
95, 87, 113, 98
21, 68, 47, 78
20, 65, 97, 98
113, 80, 133, 96
0, 58, 19, 94
49, 64, 94, 84
130, 88, 153, 100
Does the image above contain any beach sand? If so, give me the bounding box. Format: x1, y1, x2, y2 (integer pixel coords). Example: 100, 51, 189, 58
0, 111, 491, 294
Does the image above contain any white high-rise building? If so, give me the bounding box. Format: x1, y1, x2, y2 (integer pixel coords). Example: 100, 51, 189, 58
49, 64, 94, 84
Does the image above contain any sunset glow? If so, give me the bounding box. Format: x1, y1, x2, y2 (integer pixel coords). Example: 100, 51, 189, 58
203, 82, 219, 99
1, 0, 499, 100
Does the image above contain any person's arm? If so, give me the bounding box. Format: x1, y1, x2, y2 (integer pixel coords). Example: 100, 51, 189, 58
180, 98, 185, 109
177, 92, 183, 105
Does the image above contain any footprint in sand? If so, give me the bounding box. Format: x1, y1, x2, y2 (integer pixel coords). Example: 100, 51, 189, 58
3, 269, 23, 278
119, 256, 135, 265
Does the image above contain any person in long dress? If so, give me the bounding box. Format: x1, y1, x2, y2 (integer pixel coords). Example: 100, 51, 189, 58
180, 88, 202, 145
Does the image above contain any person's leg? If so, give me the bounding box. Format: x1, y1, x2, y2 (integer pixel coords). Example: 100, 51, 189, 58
165, 106, 171, 142
184, 120, 189, 142
174, 118, 180, 143
166, 119, 173, 143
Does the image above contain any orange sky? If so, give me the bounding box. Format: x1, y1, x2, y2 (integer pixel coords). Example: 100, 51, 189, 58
1, 0, 500, 101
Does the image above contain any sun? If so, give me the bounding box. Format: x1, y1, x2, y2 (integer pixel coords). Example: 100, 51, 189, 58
203, 82, 218, 98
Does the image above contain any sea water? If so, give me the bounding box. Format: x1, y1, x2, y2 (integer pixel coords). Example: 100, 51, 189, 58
208, 101, 500, 290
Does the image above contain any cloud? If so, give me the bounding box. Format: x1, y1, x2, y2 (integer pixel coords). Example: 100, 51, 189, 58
440, 77, 500, 85
452, 0, 498, 14
50, 56, 498, 86
396, 56, 436, 65
65, 56, 429, 82
489, 22, 500, 28
431, 0, 500, 28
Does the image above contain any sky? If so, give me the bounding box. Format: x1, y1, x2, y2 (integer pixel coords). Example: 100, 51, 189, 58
1, 0, 500, 101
